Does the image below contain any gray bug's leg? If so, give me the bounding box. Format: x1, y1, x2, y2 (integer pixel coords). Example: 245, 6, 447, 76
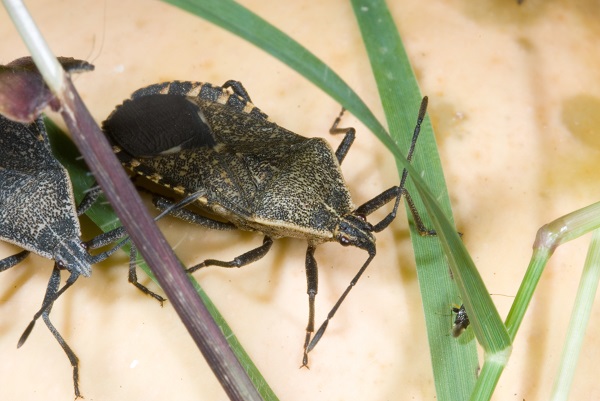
222, 80, 252, 103
355, 185, 436, 236
85, 226, 128, 250
354, 97, 435, 235
19, 265, 82, 398
153, 196, 237, 231
152, 196, 273, 273
128, 243, 166, 305
301, 245, 318, 368
76, 184, 103, 216
328, 108, 356, 165
18, 267, 80, 348
187, 236, 273, 273
303, 250, 377, 365
0, 250, 30, 272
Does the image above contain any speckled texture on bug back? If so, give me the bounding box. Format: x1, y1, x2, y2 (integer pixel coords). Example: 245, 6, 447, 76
0, 116, 80, 259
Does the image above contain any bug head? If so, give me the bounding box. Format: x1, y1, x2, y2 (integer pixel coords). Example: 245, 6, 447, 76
54, 239, 92, 278
334, 213, 376, 255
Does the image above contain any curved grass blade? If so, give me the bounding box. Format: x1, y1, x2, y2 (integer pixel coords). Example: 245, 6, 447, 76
349, 1, 483, 400
161, 0, 394, 150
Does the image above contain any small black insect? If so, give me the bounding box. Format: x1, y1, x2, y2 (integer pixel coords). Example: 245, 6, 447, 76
0, 114, 175, 397
102, 80, 433, 366
451, 304, 470, 337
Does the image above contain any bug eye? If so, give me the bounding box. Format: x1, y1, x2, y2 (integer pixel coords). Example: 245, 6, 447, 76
356, 214, 367, 221
56, 259, 66, 269
338, 235, 351, 246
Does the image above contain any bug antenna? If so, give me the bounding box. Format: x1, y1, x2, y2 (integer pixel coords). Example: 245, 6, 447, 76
399, 96, 428, 191
306, 253, 376, 355
18, 269, 79, 348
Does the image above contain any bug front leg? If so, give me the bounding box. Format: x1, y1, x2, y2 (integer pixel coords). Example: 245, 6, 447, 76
355, 185, 436, 235
19, 265, 82, 398
304, 251, 377, 364
356, 96, 434, 235
302, 245, 318, 368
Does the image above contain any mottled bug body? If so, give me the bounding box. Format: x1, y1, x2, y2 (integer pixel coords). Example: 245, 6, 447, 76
103, 80, 431, 366
452, 304, 470, 337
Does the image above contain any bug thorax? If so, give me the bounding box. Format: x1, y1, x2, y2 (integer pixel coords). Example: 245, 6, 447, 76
333, 213, 376, 254
54, 238, 92, 277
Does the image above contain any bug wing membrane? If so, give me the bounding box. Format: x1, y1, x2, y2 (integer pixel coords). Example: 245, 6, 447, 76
102, 94, 216, 157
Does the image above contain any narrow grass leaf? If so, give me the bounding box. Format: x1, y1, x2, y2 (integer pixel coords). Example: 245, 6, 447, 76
350, 1, 479, 399
161, 0, 395, 148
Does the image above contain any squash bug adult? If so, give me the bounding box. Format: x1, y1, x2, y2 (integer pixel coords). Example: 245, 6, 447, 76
102, 80, 433, 367
0, 114, 189, 397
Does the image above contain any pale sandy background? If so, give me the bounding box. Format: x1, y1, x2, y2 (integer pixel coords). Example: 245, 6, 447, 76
1, 1, 600, 400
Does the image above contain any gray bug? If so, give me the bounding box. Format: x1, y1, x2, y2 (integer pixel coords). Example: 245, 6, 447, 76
451, 304, 470, 337
0, 114, 174, 397
102, 80, 433, 366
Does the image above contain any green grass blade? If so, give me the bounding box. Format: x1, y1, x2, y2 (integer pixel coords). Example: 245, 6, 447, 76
551, 229, 600, 400
349, 1, 479, 399
161, 0, 394, 148
506, 201, 600, 339
350, 1, 511, 399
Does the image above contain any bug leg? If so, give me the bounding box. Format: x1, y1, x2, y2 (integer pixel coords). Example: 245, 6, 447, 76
76, 183, 102, 215
187, 236, 273, 273
355, 185, 435, 235
329, 108, 356, 165
18, 267, 80, 348
0, 250, 30, 272
18, 265, 82, 397
354, 97, 435, 235
305, 251, 377, 363
301, 246, 318, 368
153, 196, 237, 230
128, 243, 166, 305
222, 80, 252, 103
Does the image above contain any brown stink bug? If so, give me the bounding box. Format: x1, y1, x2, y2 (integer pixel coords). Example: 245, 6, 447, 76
102, 80, 433, 366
